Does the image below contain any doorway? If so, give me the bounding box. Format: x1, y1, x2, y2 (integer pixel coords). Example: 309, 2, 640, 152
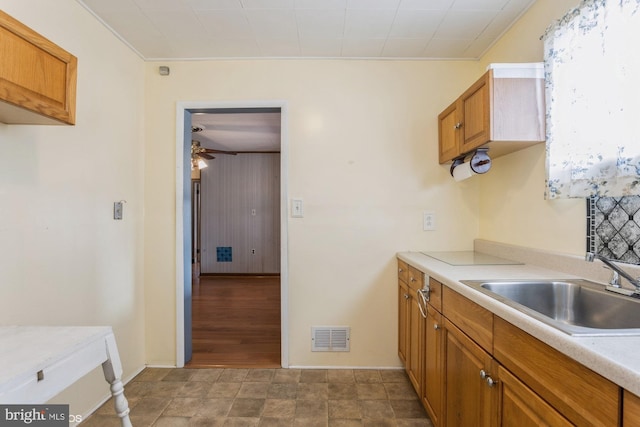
175, 101, 289, 368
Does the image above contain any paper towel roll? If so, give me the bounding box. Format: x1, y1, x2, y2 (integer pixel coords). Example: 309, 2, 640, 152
452, 161, 474, 181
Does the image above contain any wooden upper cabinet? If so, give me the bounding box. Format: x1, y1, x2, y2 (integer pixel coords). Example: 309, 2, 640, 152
0, 10, 77, 125
438, 100, 460, 163
438, 66, 545, 164
460, 72, 491, 154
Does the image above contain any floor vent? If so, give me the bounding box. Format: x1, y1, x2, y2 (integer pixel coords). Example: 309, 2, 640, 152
311, 326, 350, 352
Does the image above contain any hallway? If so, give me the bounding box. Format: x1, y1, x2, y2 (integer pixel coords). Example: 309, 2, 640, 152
188, 275, 281, 368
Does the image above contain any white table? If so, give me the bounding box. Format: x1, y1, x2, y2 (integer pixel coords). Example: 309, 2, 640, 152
0, 326, 132, 426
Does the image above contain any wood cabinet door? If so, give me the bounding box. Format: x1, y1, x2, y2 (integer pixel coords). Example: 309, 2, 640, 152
498, 366, 572, 427
407, 286, 425, 393
398, 280, 410, 366
444, 319, 497, 427
422, 307, 444, 426
438, 100, 460, 163
0, 10, 77, 125
460, 71, 491, 154
624, 390, 640, 427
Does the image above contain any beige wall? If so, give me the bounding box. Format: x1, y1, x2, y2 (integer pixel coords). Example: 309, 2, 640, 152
477, 0, 585, 255
143, 0, 586, 367
0, 0, 146, 421
143, 60, 481, 366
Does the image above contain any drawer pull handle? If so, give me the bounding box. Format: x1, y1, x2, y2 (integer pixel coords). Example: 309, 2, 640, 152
486, 377, 497, 387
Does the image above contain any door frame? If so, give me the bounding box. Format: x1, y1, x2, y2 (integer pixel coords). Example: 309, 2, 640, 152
174, 100, 289, 368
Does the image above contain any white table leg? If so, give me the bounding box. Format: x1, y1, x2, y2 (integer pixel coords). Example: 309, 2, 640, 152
102, 335, 132, 427
105, 375, 132, 427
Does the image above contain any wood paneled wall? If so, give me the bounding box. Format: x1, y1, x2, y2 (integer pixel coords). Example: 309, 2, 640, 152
200, 153, 280, 274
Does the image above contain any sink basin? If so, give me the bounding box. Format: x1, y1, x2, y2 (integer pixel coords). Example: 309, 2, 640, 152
460, 279, 640, 336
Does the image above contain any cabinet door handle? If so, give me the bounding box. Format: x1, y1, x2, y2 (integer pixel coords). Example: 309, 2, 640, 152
398, 267, 404, 273
480, 369, 497, 387
404, 293, 410, 300
433, 323, 440, 330
454, 122, 463, 129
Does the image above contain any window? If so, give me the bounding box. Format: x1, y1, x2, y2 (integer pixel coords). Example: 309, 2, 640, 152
544, 0, 640, 199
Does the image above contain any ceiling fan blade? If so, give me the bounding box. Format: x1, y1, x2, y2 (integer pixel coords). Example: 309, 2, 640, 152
199, 153, 215, 160
202, 148, 238, 155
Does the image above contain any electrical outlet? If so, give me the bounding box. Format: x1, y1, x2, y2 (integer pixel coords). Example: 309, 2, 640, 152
423, 211, 436, 231
251, 249, 256, 255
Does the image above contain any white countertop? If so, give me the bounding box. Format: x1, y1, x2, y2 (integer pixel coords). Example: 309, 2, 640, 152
397, 250, 640, 396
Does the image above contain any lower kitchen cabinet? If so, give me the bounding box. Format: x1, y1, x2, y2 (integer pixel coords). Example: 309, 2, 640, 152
422, 306, 443, 425
443, 318, 498, 427
397, 264, 624, 427
624, 390, 640, 426
397, 272, 409, 366
494, 316, 619, 427
407, 285, 425, 392
398, 260, 426, 394
498, 366, 572, 427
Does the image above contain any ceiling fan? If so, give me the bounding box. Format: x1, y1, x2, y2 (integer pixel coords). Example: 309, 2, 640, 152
191, 126, 237, 169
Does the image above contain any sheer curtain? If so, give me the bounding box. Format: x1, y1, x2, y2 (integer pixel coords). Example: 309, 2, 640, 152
544, 0, 640, 199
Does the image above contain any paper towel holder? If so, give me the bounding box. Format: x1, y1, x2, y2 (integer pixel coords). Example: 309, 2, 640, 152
450, 148, 492, 178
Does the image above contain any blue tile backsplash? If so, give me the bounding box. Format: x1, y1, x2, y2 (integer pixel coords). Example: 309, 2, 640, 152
587, 196, 640, 265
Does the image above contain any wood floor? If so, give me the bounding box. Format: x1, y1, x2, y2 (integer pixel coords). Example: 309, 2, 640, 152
187, 274, 281, 368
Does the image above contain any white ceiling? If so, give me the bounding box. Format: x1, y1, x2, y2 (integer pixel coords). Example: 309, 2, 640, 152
191, 110, 281, 152
77, 0, 536, 60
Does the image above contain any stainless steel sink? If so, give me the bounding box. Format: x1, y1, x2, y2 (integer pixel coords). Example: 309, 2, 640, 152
460, 279, 640, 336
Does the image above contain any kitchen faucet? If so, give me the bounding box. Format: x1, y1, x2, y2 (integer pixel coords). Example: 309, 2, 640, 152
585, 252, 640, 297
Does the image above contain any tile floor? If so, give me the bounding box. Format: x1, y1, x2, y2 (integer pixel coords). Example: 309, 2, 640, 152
83, 368, 433, 426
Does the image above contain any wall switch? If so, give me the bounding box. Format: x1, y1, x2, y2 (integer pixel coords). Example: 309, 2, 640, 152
423, 211, 435, 231
292, 199, 304, 218
114, 202, 123, 220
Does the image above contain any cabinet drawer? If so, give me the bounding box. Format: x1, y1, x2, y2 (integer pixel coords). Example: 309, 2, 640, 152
442, 287, 493, 352
494, 317, 619, 427
427, 277, 442, 313
397, 259, 409, 284
408, 266, 424, 291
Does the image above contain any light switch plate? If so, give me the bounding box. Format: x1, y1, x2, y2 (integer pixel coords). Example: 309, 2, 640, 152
114, 202, 123, 220
291, 199, 304, 218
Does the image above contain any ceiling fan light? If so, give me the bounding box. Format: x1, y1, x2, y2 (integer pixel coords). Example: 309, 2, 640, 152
197, 158, 208, 169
